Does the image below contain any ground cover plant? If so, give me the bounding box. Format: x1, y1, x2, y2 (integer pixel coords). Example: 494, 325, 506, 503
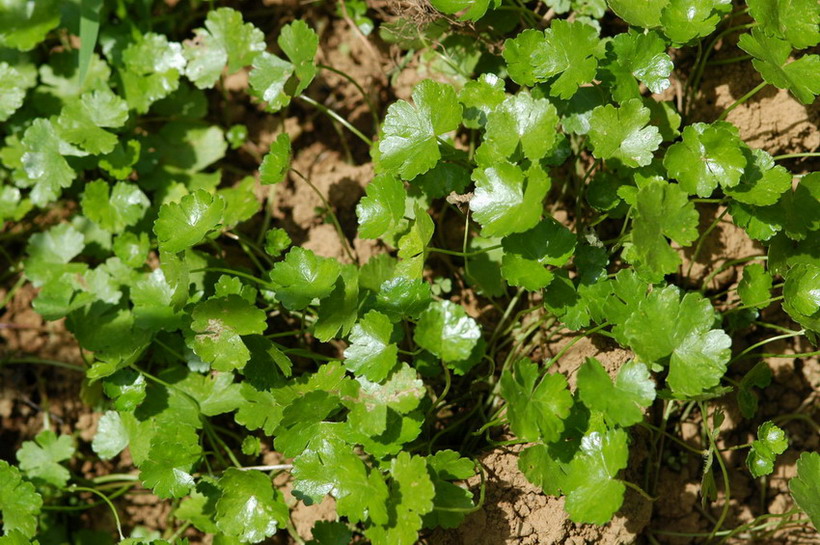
1, 0, 819, 543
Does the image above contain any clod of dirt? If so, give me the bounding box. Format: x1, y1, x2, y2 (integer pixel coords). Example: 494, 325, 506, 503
428, 445, 651, 545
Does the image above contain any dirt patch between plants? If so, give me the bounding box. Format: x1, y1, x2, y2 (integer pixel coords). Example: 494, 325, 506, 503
428, 444, 652, 545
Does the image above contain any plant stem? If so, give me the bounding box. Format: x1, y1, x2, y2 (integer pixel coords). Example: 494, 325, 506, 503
1, 357, 86, 373
191, 267, 276, 289
728, 330, 805, 366
687, 202, 729, 280
66, 486, 124, 539
707, 54, 752, 66
773, 152, 820, 161
544, 322, 611, 370
700, 254, 767, 292
428, 245, 501, 258
717, 82, 767, 122
291, 168, 358, 264
297, 95, 372, 147
318, 63, 380, 132
239, 464, 294, 472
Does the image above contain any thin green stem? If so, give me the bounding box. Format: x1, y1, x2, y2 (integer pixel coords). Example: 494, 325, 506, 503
318, 63, 380, 132
700, 402, 732, 541
297, 95, 372, 147
700, 255, 767, 292
291, 168, 358, 264
707, 54, 752, 66
728, 330, 804, 366
544, 322, 610, 370
621, 480, 655, 502
191, 267, 275, 289
688, 202, 729, 280
0, 275, 25, 311
717, 82, 768, 122
66, 486, 124, 539
428, 245, 502, 258
1, 357, 86, 373
639, 422, 705, 455
166, 521, 192, 543
773, 152, 820, 161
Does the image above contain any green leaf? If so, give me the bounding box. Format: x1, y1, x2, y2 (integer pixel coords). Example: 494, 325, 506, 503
154, 190, 225, 254
139, 423, 201, 498
500, 359, 573, 442
82, 181, 150, 233
0, 62, 27, 121
216, 468, 289, 543
747, 0, 820, 49
459, 73, 506, 129
501, 217, 576, 290
0, 460, 42, 538
259, 133, 291, 185
292, 434, 389, 524
626, 179, 699, 282
588, 98, 661, 167
623, 286, 731, 396
357, 174, 407, 239
131, 269, 184, 331
24, 223, 85, 286
184, 8, 265, 88
663, 122, 745, 197
169, 369, 243, 417
375, 275, 432, 321
264, 228, 292, 258
563, 428, 629, 524
725, 148, 792, 206
156, 121, 227, 172
607, 0, 666, 28
602, 30, 672, 101
414, 301, 481, 363
278, 20, 319, 95
422, 451, 476, 529
57, 87, 129, 155
503, 21, 600, 98
746, 421, 788, 478
190, 295, 268, 371
92, 411, 130, 460
470, 162, 550, 237
343, 364, 425, 437
577, 358, 655, 426
481, 93, 560, 164
103, 368, 147, 411
20, 119, 76, 207
783, 264, 820, 332
120, 33, 186, 113
175, 478, 221, 534
737, 361, 772, 418
661, 0, 726, 43
378, 80, 461, 180
0, 0, 60, 50
790, 452, 820, 531
737, 263, 773, 309
249, 52, 294, 113
309, 522, 354, 545
269, 247, 341, 310
428, 0, 496, 20
738, 29, 820, 104
314, 264, 359, 342
365, 452, 436, 545
16, 430, 75, 488
219, 177, 261, 229
344, 310, 399, 382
